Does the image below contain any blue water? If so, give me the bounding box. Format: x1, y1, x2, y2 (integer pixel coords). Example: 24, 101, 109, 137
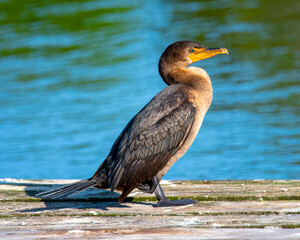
0, 0, 299, 180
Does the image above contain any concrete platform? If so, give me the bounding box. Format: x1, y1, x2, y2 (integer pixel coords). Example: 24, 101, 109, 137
1, 179, 300, 239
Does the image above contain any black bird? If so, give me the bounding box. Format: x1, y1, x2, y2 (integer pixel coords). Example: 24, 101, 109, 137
38, 41, 228, 207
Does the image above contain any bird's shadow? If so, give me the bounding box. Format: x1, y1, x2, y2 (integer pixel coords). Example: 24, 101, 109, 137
1, 181, 155, 213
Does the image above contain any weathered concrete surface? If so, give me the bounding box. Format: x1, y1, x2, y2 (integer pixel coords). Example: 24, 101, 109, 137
0, 179, 300, 239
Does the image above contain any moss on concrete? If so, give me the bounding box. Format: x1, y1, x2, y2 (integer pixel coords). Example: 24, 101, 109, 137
131, 195, 300, 202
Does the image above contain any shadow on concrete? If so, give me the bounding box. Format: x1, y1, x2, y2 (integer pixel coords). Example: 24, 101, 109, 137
0, 180, 155, 212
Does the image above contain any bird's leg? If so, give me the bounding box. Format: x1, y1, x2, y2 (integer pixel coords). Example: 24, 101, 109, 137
154, 183, 167, 201
154, 183, 197, 207
137, 176, 160, 193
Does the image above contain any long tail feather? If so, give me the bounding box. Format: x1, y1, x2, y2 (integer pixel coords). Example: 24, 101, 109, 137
36, 179, 97, 199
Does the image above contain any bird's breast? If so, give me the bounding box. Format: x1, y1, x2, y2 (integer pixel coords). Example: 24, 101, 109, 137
157, 87, 212, 179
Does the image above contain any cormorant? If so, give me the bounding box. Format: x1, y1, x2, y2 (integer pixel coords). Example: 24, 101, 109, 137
38, 41, 228, 207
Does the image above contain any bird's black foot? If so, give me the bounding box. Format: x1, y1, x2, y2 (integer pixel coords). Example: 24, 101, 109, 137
154, 182, 196, 207
157, 198, 197, 207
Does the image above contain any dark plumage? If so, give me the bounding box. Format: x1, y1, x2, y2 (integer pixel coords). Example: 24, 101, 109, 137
38, 41, 228, 206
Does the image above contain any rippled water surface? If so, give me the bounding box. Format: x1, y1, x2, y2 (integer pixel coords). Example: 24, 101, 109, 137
1, 0, 299, 180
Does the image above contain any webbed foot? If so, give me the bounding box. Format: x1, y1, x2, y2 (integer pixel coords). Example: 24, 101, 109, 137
154, 180, 196, 207
157, 198, 197, 207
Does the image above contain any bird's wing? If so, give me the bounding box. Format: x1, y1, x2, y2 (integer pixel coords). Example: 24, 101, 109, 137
92, 85, 196, 201
108, 85, 196, 194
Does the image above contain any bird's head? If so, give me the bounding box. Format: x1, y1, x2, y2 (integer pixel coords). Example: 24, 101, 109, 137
159, 41, 228, 85
159, 41, 228, 67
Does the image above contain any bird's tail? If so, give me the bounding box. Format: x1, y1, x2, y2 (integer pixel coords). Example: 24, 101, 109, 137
36, 179, 98, 199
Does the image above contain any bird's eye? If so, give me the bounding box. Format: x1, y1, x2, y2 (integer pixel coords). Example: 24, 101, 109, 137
190, 49, 195, 53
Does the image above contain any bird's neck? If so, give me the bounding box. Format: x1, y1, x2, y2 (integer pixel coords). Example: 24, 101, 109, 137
160, 64, 212, 90
160, 65, 213, 109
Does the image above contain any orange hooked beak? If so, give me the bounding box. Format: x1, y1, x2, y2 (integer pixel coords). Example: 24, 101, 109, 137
188, 47, 229, 63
